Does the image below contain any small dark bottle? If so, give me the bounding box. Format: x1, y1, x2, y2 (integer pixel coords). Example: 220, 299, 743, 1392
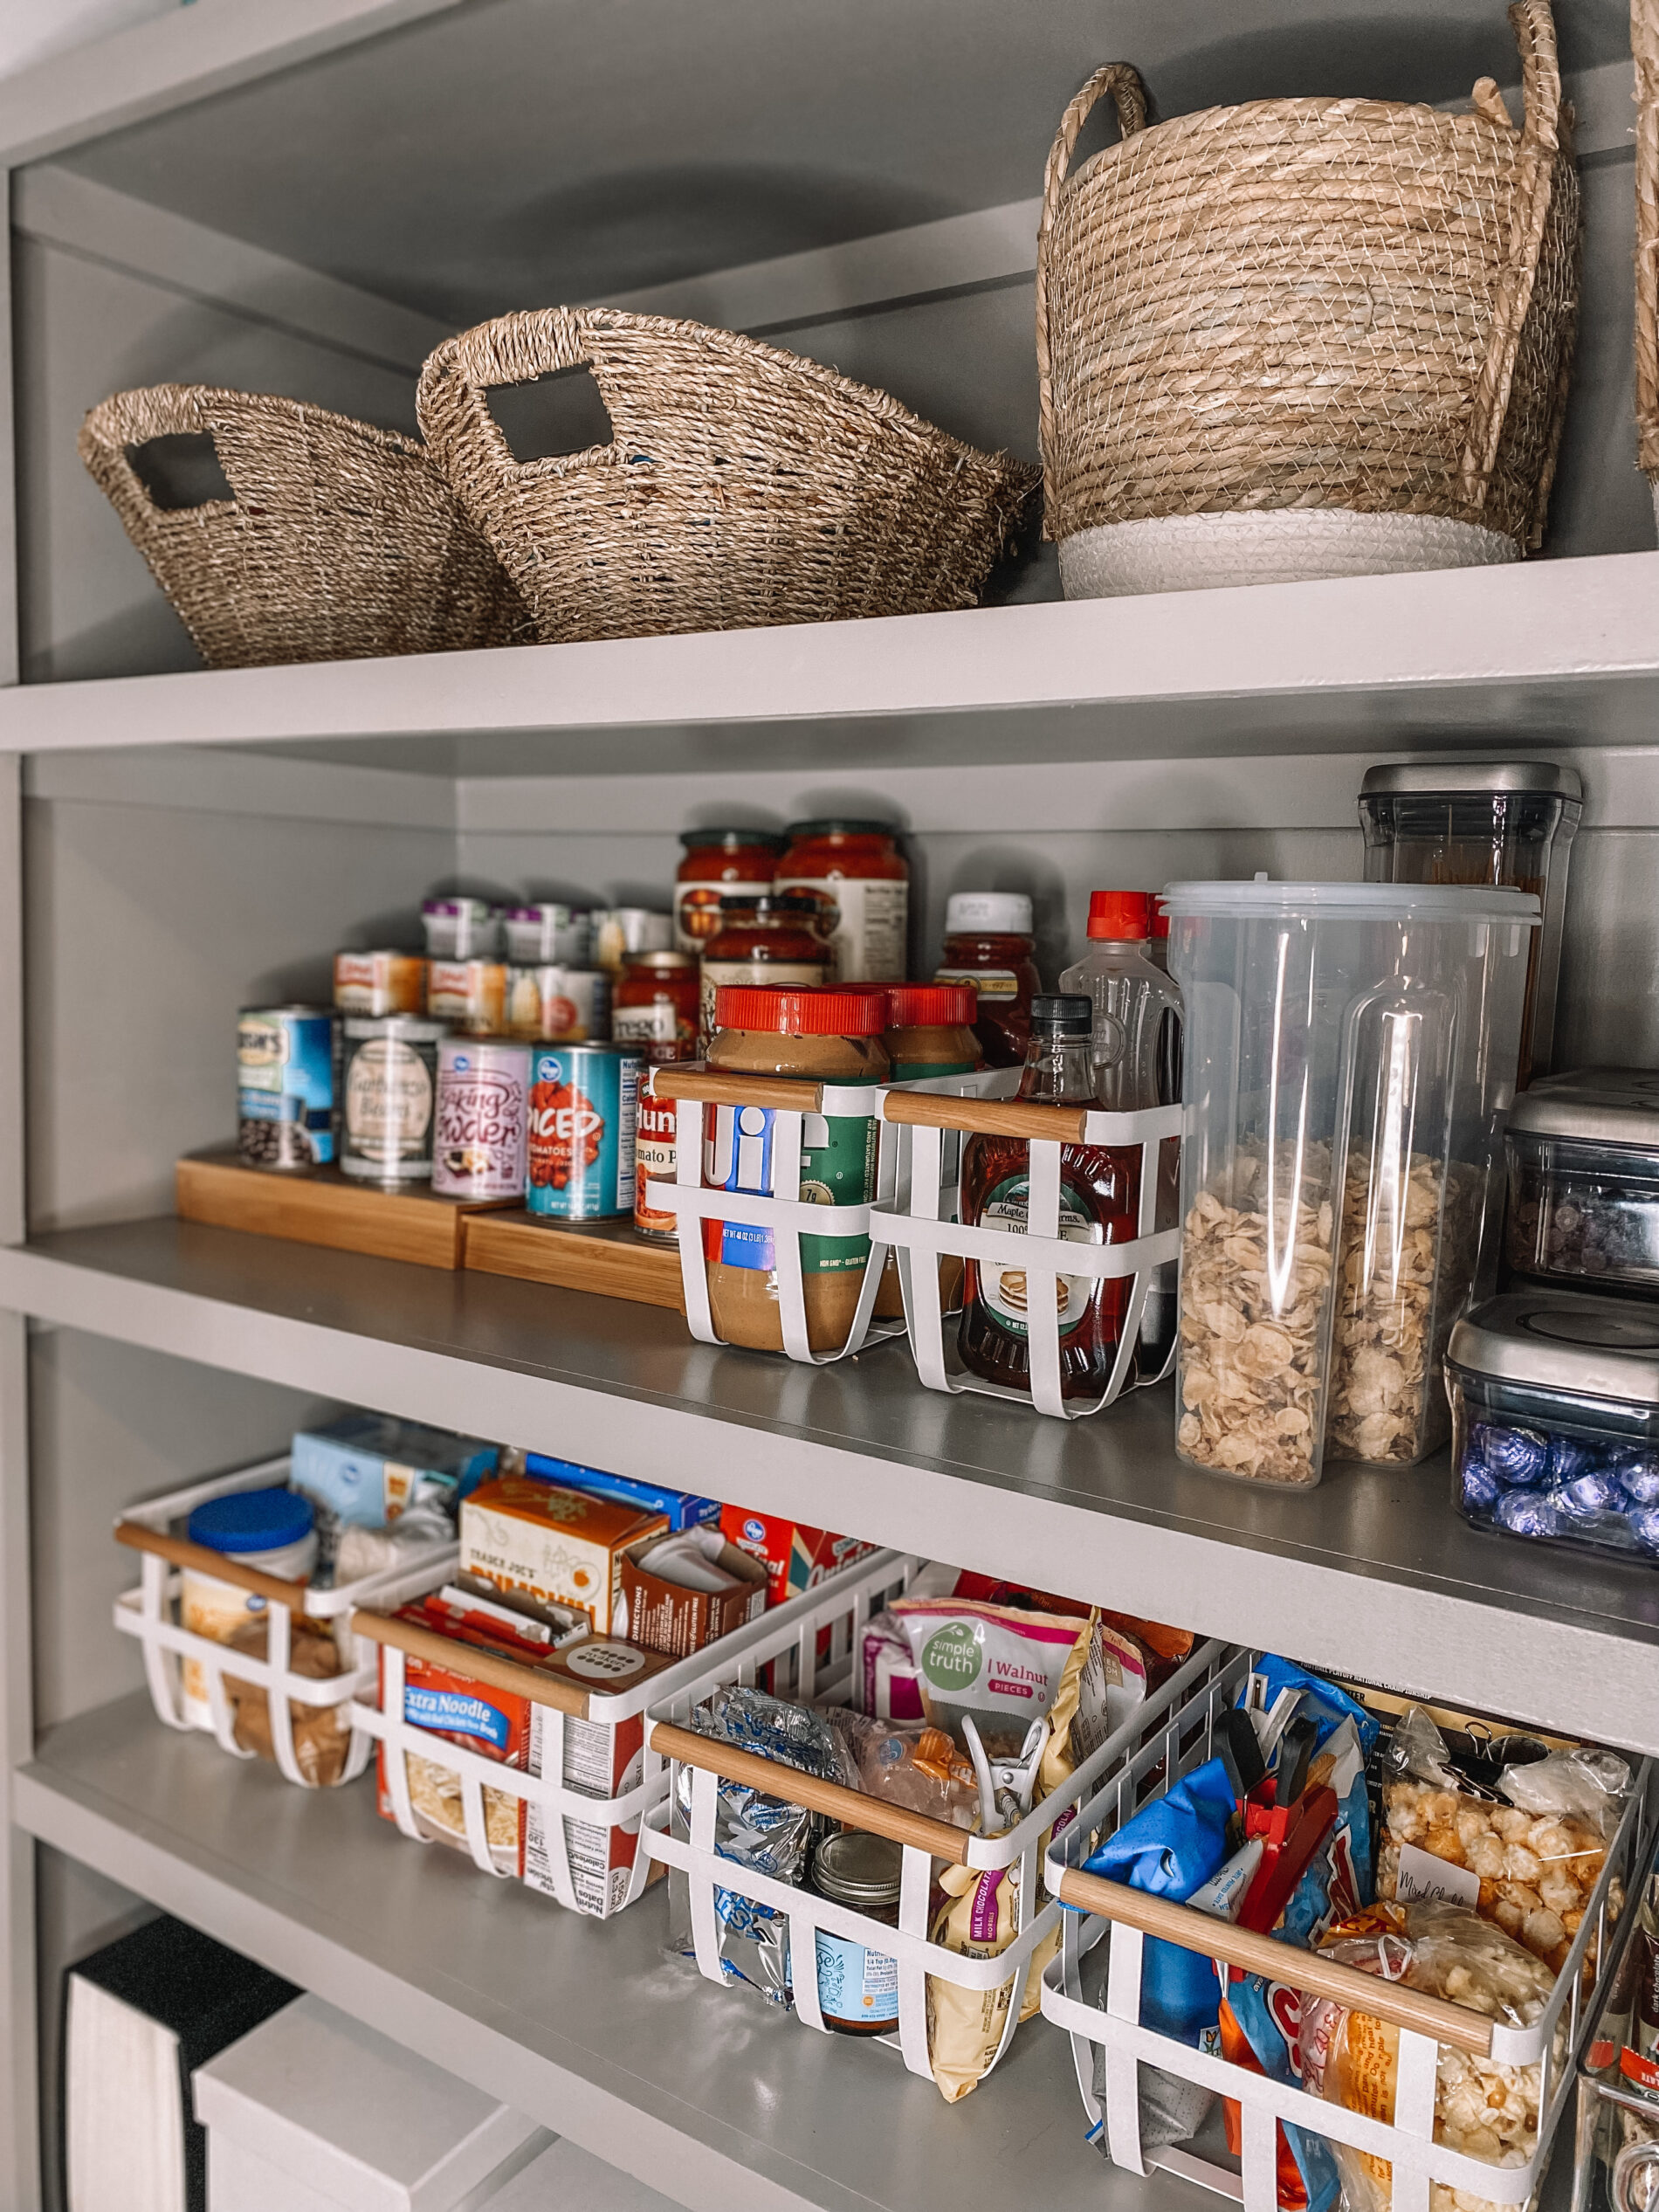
958, 995, 1140, 1400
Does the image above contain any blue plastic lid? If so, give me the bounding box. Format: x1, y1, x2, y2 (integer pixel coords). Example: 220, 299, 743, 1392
187, 1488, 314, 1555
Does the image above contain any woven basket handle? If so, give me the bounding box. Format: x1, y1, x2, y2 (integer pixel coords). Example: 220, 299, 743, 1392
416, 309, 620, 488
1036, 65, 1149, 508
79, 384, 235, 513
1635, 0, 1659, 476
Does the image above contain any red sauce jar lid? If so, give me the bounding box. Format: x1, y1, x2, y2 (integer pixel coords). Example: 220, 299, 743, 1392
886, 982, 977, 1028
1087, 889, 1153, 940
715, 985, 888, 1037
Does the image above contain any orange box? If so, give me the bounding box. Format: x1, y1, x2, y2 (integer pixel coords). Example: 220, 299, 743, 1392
461, 1478, 666, 1633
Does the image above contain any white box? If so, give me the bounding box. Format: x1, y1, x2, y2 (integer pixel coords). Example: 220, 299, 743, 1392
193, 1995, 549, 2212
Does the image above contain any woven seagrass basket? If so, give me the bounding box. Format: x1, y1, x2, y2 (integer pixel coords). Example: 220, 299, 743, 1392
416, 308, 1039, 642
79, 385, 528, 669
1635, 0, 1659, 524
1036, 0, 1580, 597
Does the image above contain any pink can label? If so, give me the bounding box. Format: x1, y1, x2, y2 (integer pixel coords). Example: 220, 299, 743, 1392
432, 1043, 529, 1199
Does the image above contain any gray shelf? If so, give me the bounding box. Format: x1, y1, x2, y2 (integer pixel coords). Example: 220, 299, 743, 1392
3, 1216, 1658, 1754
15, 1693, 1195, 2212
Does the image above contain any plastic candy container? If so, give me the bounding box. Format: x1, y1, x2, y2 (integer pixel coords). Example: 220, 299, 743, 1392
1505, 1077, 1659, 1294
1447, 1289, 1659, 1564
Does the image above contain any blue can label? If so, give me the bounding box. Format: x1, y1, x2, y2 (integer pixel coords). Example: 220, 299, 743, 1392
525, 1049, 640, 1218
238, 1009, 334, 1168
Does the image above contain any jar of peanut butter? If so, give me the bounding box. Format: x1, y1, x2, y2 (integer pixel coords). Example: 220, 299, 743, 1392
702, 986, 889, 1355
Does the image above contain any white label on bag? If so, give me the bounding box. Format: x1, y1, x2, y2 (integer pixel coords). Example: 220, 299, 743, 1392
774, 874, 907, 982
1394, 1843, 1481, 1907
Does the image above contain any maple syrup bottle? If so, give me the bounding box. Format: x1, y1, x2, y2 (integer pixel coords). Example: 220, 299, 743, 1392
958, 995, 1140, 1399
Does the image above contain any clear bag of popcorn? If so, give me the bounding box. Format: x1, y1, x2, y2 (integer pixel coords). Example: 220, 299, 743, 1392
1163, 882, 1538, 1486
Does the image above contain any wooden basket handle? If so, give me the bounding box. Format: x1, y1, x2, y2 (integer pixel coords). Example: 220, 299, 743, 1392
881, 1090, 1090, 1141
651, 1719, 973, 1864
1056, 1867, 1496, 2057
1635, 0, 1659, 473
1036, 64, 1149, 499
417, 308, 621, 487
115, 1519, 308, 1610
350, 1608, 592, 1718
651, 1069, 828, 1113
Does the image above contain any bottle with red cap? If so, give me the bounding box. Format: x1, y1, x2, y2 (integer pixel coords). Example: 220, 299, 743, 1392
700, 984, 890, 1356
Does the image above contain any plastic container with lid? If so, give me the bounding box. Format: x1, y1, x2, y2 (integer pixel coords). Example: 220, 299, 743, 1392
1359, 761, 1582, 1088
592, 907, 674, 976
180, 1488, 318, 1729
881, 982, 981, 1082
1165, 879, 1538, 1486
809, 1830, 903, 2035
775, 820, 908, 984
698, 892, 830, 1048
699, 984, 889, 1355
1447, 1288, 1659, 1564
612, 949, 699, 1066
422, 898, 502, 961
935, 892, 1042, 1069
1505, 1078, 1659, 1294
502, 903, 592, 968
675, 828, 784, 952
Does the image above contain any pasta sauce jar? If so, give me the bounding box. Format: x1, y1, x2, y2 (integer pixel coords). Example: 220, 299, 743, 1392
675, 828, 783, 953
698, 894, 829, 1049
701, 986, 888, 1354
776, 820, 908, 983
612, 950, 699, 1065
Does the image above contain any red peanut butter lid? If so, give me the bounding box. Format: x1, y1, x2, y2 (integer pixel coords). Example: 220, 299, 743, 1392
886, 982, 977, 1028
715, 985, 887, 1037
1087, 890, 1153, 941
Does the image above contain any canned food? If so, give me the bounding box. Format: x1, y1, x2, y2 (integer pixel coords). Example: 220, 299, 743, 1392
591, 908, 673, 976
334, 949, 426, 1016
526, 1044, 642, 1220
506, 964, 611, 1043
421, 897, 501, 961
237, 1006, 334, 1171
340, 1015, 448, 1182
433, 1037, 531, 1200
427, 959, 508, 1032
504, 903, 593, 967
634, 1069, 680, 1239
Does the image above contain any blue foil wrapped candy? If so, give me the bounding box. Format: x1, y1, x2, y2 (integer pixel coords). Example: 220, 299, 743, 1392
1554, 1470, 1631, 1520
1460, 1459, 1502, 1513
1470, 1423, 1550, 1487
1494, 1488, 1563, 1538
1629, 1506, 1659, 1556
1620, 1457, 1659, 1507
1545, 1435, 1600, 1485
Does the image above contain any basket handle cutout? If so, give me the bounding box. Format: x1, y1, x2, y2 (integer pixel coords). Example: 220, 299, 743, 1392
125, 432, 234, 512
487, 362, 616, 465
79, 385, 239, 518
1036, 64, 1149, 493
418, 310, 625, 487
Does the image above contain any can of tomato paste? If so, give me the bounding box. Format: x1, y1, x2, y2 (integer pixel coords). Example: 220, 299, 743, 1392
525, 1044, 643, 1220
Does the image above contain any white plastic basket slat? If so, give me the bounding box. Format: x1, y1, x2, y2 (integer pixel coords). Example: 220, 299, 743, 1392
349, 1545, 919, 1919
114, 1453, 459, 1789
873, 1087, 1182, 1420
1040, 1648, 1654, 2209
645, 1589, 1229, 2082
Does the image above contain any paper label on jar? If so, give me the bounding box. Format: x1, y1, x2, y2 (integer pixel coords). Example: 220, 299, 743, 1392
345, 1037, 435, 1162
1394, 1844, 1481, 1909
936, 965, 1018, 998
635, 1090, 679, 1236
699, 958, 823, 1047
978, 1179, 1100, 1338
775, 874, 906, 983
701, 1098, 875, 1273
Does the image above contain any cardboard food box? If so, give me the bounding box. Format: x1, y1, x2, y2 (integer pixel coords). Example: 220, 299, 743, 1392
292, 1414, 498, 1528
616, 1530, 768, 1658
461, 1478, 666, 1634
524, 1455, 719, 1532
718, 1506, 877, 1608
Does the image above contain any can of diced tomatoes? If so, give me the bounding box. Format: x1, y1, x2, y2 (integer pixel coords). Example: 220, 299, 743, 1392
525, 1044, 642, 1220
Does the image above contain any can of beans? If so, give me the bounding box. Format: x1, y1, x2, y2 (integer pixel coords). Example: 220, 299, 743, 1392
526, 1044, 642, 1220
505, 965, 610, 1043
433, 1037, 531, 1200
334, 949, 427, 1016
237, 1006, 335, 1171
340, 1015, 448, 1182
426, 959, 508, 1032
633, 1069, 682, 1239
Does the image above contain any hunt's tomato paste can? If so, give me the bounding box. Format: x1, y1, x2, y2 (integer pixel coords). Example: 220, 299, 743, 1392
526, 1044, 642, 1220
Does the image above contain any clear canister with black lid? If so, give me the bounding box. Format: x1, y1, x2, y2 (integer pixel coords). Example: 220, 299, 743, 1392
1359, 761, 1581, 1087
1506, 1078, 1659, 1295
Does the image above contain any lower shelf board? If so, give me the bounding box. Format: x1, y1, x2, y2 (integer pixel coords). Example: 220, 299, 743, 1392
464, 1207, 685, 1311
16, 1693, 1192, 2212
176, 1150, 513, 1269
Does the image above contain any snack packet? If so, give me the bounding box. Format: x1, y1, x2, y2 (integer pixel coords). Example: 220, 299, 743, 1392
878, 1597, 1146, 1760
830, 1711, 978, 1828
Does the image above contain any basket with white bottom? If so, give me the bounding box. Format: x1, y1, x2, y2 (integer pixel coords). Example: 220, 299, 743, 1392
114, 1455, 458, 1789
349, 1546, 914, 1919
645, 1582, 1227, 2097
1041, 1650, 1651, 2212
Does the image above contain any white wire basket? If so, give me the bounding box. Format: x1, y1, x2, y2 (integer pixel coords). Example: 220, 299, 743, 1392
114, 1453, 457, 1790
871, 1086, 1182, 1419
348, 1543, 916, 1919
1041, 1648, 1654, 2212
644, 1565, 1227, 2085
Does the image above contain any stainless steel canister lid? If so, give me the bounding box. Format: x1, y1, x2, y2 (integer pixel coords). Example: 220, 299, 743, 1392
1509, 1079, 1659, 1148
1448, 1291, 1659, 1405
811, 1829, 903, 1907
1359, 761, 1583, 802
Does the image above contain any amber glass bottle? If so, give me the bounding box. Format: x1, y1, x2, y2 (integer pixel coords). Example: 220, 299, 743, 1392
958, 995, 1139, 1400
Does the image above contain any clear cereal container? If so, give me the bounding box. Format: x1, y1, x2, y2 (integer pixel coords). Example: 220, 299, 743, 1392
1448, 1289, 1659, 1563
1506, 1081, 1659, 1293
1164, 880, 1537, 1487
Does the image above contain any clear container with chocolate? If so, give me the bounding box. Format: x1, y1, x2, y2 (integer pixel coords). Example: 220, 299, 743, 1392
1506, 1078, 1659, 1294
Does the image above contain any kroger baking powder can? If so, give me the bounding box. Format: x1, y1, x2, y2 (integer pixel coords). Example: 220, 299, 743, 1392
526, 1044, 642, 1220
237, 1006, 335, 1171
433, 1037, 531, 1200
340, 1014, 448, 1182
